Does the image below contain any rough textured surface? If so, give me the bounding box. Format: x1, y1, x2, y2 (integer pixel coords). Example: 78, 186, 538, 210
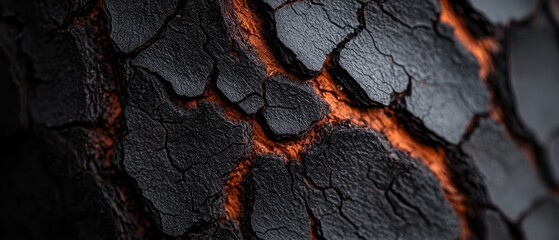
378, 0, 487, 144
14, 17, 102, 128
508, 14, 559, 144
132, 2, 212, 98
244, 125, 461, 239
0, 0, 115, 129
261, 74, 328, 139
336, 28, 409, 106
0, 0, 145, 238
188, 221, 241, 240
121, 70, 251, 236
302, 124, 460, 239
210, 0, 269, 115
248, 156, 310, 240
469, 0, 539, 24
130, 0, 269, 113
263, 0, 289, 10
104, 0, 179, 53
334, 0, 488, 143
273, 0, 361, 72
214, 43, 267, 116
3, 0, 559, 239
463, 118, 546, 221
521, 197, 559, 240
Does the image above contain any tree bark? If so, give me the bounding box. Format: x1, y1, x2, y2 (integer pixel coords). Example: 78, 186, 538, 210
1, 0, 558, 239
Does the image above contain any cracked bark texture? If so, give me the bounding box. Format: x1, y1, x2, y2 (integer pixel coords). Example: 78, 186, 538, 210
2, 0, 559, 239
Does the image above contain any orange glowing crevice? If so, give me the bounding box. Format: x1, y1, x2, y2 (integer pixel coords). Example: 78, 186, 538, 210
440, 2, 537, 173
229, 0, 285, 76
439, 1, 540, 191
227, 0, 328, 161
225, 158, 252, 221
177, 83, 324, 222
92, 91, 122, 169
439, 0, 498, 80
440, 0, 506, 141
174, 70, 325, 223
87, 0, 122, 169
225, 0, 471, 237
311, 69, 471, 240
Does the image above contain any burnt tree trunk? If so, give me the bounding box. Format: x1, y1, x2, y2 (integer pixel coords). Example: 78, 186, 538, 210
2, 0, 559, 239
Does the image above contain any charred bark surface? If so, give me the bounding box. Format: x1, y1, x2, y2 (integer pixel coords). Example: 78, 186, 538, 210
2, 0, 558, 239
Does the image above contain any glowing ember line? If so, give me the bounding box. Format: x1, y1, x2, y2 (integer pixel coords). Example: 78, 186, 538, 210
225, 0, 473, 238
439, 0, 498, 80
312, 68, 471, 240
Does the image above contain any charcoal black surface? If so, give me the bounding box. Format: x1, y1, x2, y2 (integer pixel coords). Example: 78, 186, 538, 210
211, 0, 270, 114
3, 0, 558, 239
188, 221, 241, 240
334, 0, 488, 144
0, 0, 117, 128
247, 156, 310, 240
336, 23, 408, 106
121, 69, 252, 236
214, 40, 267, 115
0, 0, 139, 238
130, 0, 269, 112
262, 0, 289, 10
208, 0, 269, 115
261, 74, 328, 139
1, 0, 88, 28
25, 31, 92, 127
462, 118, 546, 221
132, 1, 212, 98
302, 124, 460, 239
104, 0, 179, 53
272, 0, 361, 72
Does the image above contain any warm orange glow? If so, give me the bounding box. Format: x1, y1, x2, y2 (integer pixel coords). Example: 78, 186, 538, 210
94, 89, 122, 168
440, 0, 498, 80
311, 68, 470, 239
88, 0, 122, 169
220, 0, 473, 236
228, 0, 285, 76
438, 4, 499, 235
225, 158, 251, 221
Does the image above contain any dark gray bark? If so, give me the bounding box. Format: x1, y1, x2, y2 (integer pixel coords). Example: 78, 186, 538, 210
1, 0, 558, 239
